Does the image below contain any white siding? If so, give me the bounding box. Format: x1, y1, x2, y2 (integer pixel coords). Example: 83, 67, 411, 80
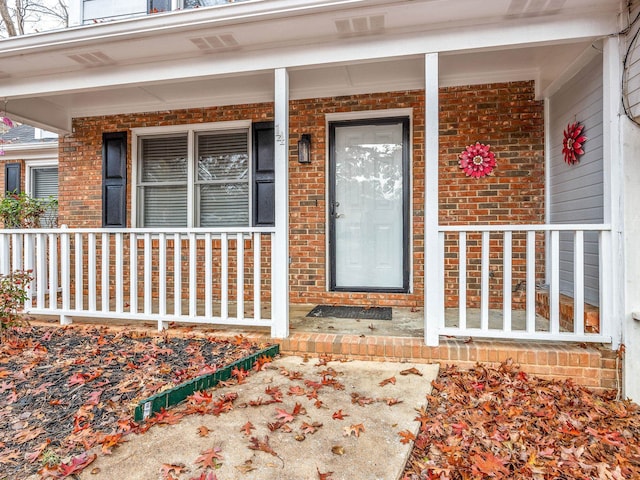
548, 54, 603, 306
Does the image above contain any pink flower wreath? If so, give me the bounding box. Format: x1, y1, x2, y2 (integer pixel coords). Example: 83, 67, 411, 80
459, 142, 496, 178
562, 122, 586, 165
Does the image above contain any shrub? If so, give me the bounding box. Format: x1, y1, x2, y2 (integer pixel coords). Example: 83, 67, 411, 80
0, 192, 58, 228
0, 270, 32, 337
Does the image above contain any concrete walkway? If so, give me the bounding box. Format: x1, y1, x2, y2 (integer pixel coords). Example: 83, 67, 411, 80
79, 356, 439, 480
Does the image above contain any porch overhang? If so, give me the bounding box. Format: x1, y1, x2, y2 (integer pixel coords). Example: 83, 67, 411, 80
0, 0, 621, 132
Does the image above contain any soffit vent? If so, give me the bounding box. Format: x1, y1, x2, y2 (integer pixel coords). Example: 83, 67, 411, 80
190, 34, 239, 52
67, 51, 114, 67
335, 14, 385, 35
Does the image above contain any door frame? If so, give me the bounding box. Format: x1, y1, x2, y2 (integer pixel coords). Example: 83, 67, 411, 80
328, 116, 410, 293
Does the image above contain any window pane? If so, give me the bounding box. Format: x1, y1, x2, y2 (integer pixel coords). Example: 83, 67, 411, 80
184, 0, 230, 8
32, 166, 59, 228
140, 135, 188, 183
199, 183, 248, 227
32, 167, 58, 199
197, 132, 248, 181
142, 185, 187, 227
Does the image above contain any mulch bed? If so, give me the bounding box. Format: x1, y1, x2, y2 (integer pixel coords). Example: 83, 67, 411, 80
0, 324, 269, 479
402, 360, 640, 479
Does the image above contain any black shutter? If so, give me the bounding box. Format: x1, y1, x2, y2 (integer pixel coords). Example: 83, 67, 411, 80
102, 132, 127, 228
4, 163, 20, 194
252, 121, 275, 226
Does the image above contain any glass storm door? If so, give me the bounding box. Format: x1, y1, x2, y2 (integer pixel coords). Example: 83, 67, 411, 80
329, 118, 409, 292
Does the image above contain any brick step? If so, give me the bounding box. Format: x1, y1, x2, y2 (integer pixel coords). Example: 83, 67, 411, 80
235, 331, 619, 392
535, 289, 600, 333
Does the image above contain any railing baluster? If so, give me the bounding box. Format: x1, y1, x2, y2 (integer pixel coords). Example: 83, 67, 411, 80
550, 230, 560, 334
253, 232, 261, 322
158, 233, 166, 317
503, 231, 512, 332
173, 233, 181, 317
0, 234, 8, 275
458, 231, 467, 330
130, 233, 137, 314
574, 230, 585, 335
237, 233, 244, 321
36, 233, 46, 309
75, 232, 83, 311
221, 232, 228, 320
88, 233, 97, 311
205, 232, 212, 318
24, 234, 34, 310
101, 233, 109, 312
189, 232, 197, 317
48, 233, 58, 310
480, 231, 490, 331
115, 233, 123, 313
144, 233, 152, 315
60, 229, 71, 325
525, 230, 536, 333
12, 233, 22, 271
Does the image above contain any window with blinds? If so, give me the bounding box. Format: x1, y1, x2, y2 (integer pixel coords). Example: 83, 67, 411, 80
30, 165, 59, 228
137, 129, 250, 227
32, 167, 59, 199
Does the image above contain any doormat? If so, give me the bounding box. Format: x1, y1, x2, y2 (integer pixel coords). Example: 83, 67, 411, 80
306, 305, 392, 321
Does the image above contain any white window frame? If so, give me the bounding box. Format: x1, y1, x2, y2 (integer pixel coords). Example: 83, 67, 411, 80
25, 159, 59, 198
131, 120, 253, 228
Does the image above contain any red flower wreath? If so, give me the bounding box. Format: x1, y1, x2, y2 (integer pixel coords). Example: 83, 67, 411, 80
459, 142, 496, 178
562, 122, 587, 165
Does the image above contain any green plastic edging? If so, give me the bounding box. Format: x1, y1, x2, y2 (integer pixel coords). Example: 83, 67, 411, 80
134, 344, 279, 422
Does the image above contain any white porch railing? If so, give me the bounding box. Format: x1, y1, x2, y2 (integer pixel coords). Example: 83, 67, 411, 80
0, 227, 278, 334
425, 224, 613, 346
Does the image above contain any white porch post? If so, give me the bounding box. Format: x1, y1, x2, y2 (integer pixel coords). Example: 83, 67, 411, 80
271, 67, 290, 338
424, 52, 442, 346
601, 37, 623, 351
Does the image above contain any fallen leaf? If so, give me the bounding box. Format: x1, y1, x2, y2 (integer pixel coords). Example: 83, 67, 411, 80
398, 430, 416, 444
301, 422, 322, 434
317, 467, 334, 479
471, 452, 509, 476
332, 410, 348, 420
240, 421, 255, 436
331, 445, 345, 455
343, 423, 365, 437
399, 367, 423, 376
58, 452, 97, 477
235, 460, 255, 473
248, 436, 278, 457
379, 376, 396, 387
195, 446, 224, 469
161, 463, 187, 477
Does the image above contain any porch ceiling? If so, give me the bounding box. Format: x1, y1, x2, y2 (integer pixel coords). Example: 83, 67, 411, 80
0, 0, 620, 132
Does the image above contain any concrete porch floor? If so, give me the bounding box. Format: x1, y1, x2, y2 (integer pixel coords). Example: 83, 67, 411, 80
286, 304, 556, 338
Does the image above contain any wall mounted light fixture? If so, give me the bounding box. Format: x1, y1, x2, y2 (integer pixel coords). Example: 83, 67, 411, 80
297, 134, 311, 164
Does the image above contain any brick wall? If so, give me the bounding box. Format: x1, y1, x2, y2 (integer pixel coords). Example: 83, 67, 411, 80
59, 105, 274, 228
438, 82, 545, 308
59, 81, 544, 308
288, 81, 544, 307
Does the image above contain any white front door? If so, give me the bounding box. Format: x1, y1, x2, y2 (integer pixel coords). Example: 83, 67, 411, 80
330, 119, 408, 291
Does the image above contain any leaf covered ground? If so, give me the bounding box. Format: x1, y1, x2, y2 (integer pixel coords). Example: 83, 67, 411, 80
0, 325, 267, 479
403, 360, 640, 480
